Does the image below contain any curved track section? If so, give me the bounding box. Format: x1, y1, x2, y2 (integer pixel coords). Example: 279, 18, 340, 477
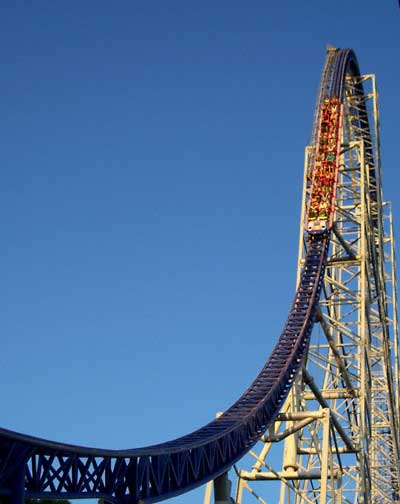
0, 48, 371, 504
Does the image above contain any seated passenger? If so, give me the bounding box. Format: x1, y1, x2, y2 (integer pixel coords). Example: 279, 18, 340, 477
319, 202, 328, 220
308, 208, 318, 221
320, 174, 329, 186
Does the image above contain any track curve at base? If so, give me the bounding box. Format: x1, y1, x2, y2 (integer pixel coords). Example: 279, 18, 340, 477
0, 47, 372, 504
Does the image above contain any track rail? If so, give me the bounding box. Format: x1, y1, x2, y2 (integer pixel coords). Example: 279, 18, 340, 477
0, 48, 370, 504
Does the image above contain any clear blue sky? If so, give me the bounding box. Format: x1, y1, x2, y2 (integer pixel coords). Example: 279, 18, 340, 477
1, 2, 399, 503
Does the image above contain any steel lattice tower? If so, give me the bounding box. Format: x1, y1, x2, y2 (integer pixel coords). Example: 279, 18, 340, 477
229, 51, 400, 504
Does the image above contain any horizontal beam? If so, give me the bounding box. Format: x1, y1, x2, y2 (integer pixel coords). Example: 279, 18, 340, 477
239, 469, 341, 481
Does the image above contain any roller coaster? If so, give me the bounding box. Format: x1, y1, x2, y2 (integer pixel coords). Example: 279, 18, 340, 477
1, 46, 399, 504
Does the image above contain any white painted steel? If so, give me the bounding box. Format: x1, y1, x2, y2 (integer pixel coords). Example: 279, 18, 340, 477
233, 72, 399, 504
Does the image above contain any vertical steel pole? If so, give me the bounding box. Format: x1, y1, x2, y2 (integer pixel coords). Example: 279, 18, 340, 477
214, 472, 232, 504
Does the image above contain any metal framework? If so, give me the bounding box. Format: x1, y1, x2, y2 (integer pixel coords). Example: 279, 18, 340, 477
230, 58, 400, 504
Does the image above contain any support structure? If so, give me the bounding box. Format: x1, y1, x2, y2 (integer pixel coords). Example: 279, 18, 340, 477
230, 72, 400, 503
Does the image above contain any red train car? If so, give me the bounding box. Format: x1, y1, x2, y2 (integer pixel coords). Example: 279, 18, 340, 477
306, 97, 343, 233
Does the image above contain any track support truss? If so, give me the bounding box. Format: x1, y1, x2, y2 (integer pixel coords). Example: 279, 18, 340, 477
227, 72, 400, 504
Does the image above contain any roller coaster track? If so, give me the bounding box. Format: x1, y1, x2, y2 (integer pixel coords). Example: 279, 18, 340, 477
1, 47, 398, 504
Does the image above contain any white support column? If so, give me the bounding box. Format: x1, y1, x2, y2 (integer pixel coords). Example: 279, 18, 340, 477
222, 68, 400, 504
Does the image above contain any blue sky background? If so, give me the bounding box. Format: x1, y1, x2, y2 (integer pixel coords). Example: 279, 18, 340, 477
1, 2, 399, 503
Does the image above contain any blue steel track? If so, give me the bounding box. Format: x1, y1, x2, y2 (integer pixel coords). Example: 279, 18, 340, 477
0, 48, 373, 504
